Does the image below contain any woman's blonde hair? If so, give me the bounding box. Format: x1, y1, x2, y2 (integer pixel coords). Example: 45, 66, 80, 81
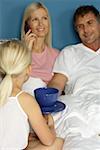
0, 40, 31, 106
21, 2, 52, 47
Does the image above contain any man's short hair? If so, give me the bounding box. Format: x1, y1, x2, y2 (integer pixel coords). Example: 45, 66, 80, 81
73, 5, 100, 27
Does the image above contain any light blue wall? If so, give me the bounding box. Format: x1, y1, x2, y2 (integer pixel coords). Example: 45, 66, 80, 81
0, 0, 99, 50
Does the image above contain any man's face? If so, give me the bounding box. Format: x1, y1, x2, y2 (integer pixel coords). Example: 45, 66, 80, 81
75, 12, 100, 47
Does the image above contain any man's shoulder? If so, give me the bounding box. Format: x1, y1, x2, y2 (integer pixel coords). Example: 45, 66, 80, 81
62, 43, 83, 51
58, 43, 86, 58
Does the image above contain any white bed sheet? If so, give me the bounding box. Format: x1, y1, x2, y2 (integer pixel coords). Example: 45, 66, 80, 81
53, 72, 100, 150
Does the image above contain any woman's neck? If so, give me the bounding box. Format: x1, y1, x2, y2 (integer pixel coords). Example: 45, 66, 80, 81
32, 37, 45, 53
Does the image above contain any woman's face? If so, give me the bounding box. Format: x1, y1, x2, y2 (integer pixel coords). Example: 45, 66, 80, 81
29, 8, 49, 38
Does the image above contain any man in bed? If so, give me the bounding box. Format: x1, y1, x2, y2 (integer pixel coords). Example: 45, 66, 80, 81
48, 5, 100, 95
47, 5, 100, 150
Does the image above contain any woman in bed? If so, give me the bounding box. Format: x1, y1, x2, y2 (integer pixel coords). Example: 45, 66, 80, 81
21, 2, 59, 95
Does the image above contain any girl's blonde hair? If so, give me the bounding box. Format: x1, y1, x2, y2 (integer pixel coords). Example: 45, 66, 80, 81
0, 40, 31, 106
21, 2, 52, 47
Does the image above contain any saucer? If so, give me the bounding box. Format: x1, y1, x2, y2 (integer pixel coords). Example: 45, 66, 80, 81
41, 101, 66, 114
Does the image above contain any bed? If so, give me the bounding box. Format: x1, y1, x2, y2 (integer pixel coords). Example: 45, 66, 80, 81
53, 65, 100, 150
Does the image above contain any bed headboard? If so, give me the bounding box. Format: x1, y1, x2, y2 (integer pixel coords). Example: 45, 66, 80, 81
0, 0, 99, 50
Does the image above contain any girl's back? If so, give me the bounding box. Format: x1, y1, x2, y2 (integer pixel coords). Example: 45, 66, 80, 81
0, 91, 29, 149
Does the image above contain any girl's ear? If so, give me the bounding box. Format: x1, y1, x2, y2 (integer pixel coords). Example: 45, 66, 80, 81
27, 65, 32, 75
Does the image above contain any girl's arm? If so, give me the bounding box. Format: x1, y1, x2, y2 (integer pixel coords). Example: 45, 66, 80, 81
18, 92, 56, 146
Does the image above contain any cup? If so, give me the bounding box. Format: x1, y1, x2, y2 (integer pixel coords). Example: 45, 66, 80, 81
34, 87, 59, 107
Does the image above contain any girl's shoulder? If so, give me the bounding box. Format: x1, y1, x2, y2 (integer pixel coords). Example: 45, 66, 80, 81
17, 91, 35, 101
17, 91, 39, 112
16, 91, 36, 107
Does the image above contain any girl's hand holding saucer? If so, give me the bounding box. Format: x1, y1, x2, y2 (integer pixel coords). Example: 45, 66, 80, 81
44, 114, 56, 135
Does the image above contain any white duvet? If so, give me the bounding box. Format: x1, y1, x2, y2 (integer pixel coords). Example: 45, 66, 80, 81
53, 72, 100, 150
22, 70, 100, 149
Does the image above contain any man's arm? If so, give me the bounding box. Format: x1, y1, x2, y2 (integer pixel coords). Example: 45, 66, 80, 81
48, 73, 68, 94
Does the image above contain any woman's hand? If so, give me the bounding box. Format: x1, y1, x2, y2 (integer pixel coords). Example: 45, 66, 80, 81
24, 30, 37, 51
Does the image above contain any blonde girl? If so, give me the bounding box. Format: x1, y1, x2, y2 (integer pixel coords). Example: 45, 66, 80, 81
0, 40, 63, 150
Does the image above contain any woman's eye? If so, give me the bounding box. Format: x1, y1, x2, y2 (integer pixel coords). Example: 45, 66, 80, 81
43, 16, 48, 20
32, 18, 38, 22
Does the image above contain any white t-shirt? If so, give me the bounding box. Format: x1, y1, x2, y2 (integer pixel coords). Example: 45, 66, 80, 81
0, 91, 29, 150
53, 43, 100, 94
52, 43, 100, 139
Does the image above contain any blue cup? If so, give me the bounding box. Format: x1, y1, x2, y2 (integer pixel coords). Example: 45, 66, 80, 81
34, 87, 59, 107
